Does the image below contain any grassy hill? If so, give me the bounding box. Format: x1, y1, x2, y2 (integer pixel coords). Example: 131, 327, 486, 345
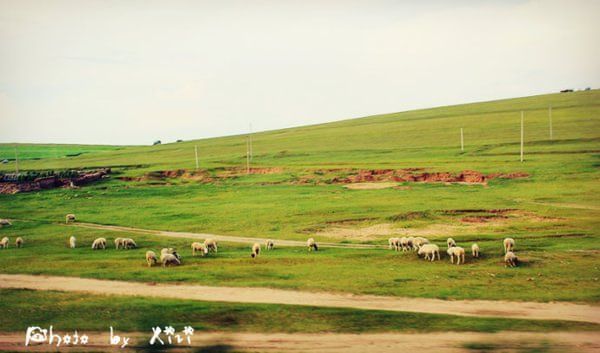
1, 89, 598, 173
0, 90, 599, 306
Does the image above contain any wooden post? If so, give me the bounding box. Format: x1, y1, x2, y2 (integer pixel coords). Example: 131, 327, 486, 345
520, 111, 524, 162
549, 105, 553, 140
460, 128, 464, 152
14, 145, 19, 174
194, 145, 199, 170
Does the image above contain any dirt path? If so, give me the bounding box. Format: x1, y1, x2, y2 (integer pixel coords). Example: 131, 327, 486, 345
68, 222, 384, 249
2, 274, 599, 324
0, 331, 599, 352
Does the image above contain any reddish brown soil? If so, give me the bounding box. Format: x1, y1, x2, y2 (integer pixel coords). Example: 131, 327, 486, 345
0, 169, 110, 194
119, 167, 528, 186
322, 169, 528, 185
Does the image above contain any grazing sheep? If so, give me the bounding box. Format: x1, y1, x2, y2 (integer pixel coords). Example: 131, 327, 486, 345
0, 219, 11, 227
505, 251, 518, 267
388, 237, 400, 251
417, 244, 440, 262
307, 237, 319, 251
471, 243, 480, 258
122, 238, 137, 249
447, 246, 465, 265
266, 239, 274, 250
114, 237, 124, 249
251, 243, 261, 258
204, 239, 218, 253
161, 253, 181, 267
399, 237, 410, 251
447, 238, 456, 248
191, 242, 208, 256
69, 236, 76, 248
15, 237, 23, 248
145, 251, 158, 267
412, 237, 430, 251
161, 248, 181, 261
406, 237, 414, 251
0, 237, 8, 249
91, 237, 107, 250
65, 214, 76, 224
503, 238, 515, 253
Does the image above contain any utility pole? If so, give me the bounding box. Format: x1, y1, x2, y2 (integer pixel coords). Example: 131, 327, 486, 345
549, 105, 553, 140
246, 136, 250, 174
14, 145, 19, 174
460, 128, 464, 152
194, 145, 199, 170
520, 111, 524, 162
249, 123, 253, 161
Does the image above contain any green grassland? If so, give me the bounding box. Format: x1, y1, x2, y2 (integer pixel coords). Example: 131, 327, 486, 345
0, 218, 598, 303
0, 91, 599, 307
1, 289, 597, 333
0, 144, 122, 162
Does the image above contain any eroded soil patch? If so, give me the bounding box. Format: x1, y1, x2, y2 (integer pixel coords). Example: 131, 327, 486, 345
295, 169, 529, 186
0, 169, 110, 194
120, 167, 283, 183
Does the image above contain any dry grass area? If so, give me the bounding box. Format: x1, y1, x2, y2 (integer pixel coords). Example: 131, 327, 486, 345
315, 209, 563, 240
343, 182, 400, 190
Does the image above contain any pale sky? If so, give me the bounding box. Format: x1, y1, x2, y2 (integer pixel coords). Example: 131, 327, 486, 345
0, 0, 599, 145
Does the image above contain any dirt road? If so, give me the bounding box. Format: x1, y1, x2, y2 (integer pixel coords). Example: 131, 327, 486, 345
2, 274, 599, 324
68, 222, 384, 249
0, 331, 599, 352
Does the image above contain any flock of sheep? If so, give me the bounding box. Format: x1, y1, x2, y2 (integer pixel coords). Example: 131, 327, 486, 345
3, 215, 519, 268
388, 236, 519, 267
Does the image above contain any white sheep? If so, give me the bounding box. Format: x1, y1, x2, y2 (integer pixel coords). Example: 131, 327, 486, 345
251, 243, 261, 258
406, 237, 415, 251
417, 244, 440, 261
412, 237, 430, 251
471, 243, 480, 258
191, 242, 208, 256
266, 239, 274, 250
91, 237, 106, 250
388, 237, 400, 251
399, 237, 409, 251
0, 236, 8, 249
505, 251, 518, 267
161, 253, 181, 267
503, 238, 515, 253
146, 251, 158, 267
447, 238, 456, 248
15, 237, 23, 248
161, 248, 181, 261
114, 237, 124, 249
307, 237, 318, 251
447, 246, 465, 265
69, 236, 76, 249
0, 219, 12, 227
122, 238, 137, 249
204, 239, 218, 253
65, 214, 76, 224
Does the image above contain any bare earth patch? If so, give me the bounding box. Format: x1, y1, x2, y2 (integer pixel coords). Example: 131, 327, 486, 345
315, 209, 562, 240
1, 274, 599, 324
0, 331, 598, 353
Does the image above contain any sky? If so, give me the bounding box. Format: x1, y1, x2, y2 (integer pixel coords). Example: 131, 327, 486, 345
0, 0, 599, 145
